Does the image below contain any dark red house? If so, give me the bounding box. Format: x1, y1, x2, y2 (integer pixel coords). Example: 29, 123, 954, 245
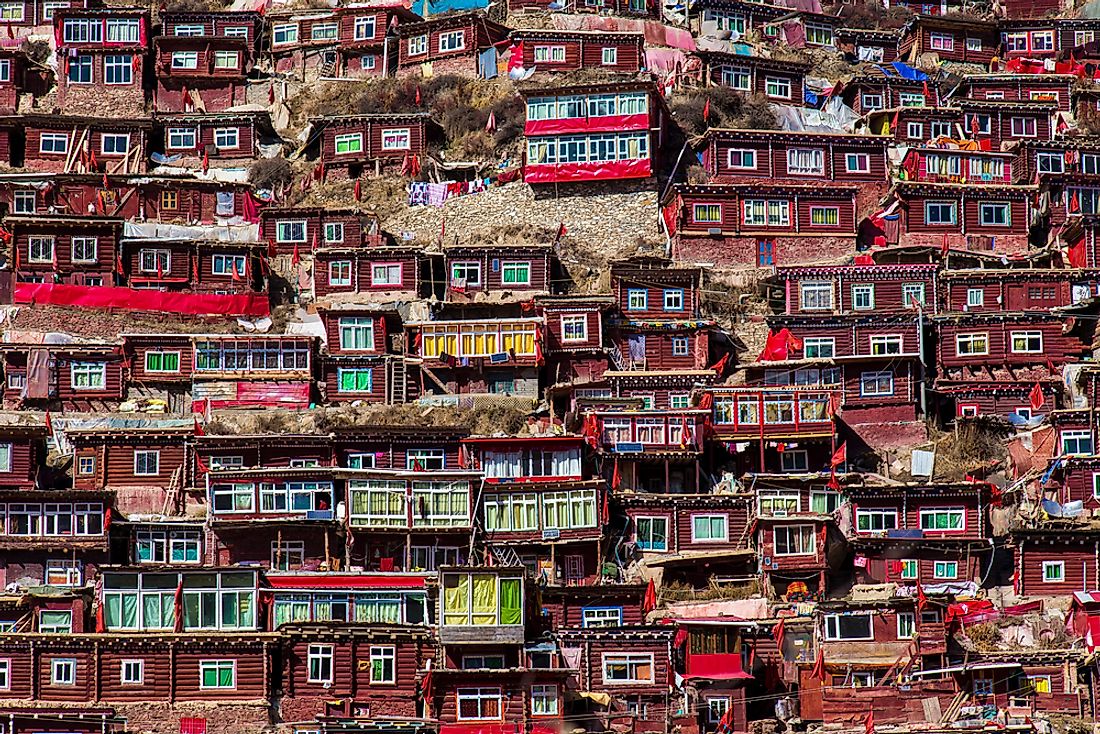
510, 30, 644, 74
55, 7, 149, 116
309, 113, 431, 180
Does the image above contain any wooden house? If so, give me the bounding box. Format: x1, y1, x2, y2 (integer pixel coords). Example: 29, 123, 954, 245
1012, 140, 1100, 184
266, 572, 430, 628
444, 243, 553, 302
756, 514, 840, 598
0, 423, 47, 492
586, 405, 709, 476
188, 334, 315, 411
676, 619, 756, 733
957, 75, 1075, 111
509, 30, 644, 74
667, 182, 859, 268
835, 28, 900, 63
19, 115, 151, 174
0, 342, 124, 411
1012, 528, 1100, 596
539, 583, 648, 629
555, 627, 676, 734
773, 263, 939, 317
395, 12, 510, 79
68, 425, 189, 516
699, 129, 890, 187
0, 48, 27, 114
601, 369, 718, 411
121, 237, 266, 294
308, 114, 432, 180
958, 100, 1057, 148
933, 312, 1088, 369
279, 623, 430, 723
693, 0, 790, 38
865, 106, 963, 147
7, 215, 122, 287
154, 111, 273, 168
509, 0, 657, 18
887, 182, 1035, 253
1000, 19, 1100, 55
428, 666, 571, 734
315, 304, 410, 405
930, 650, 1087, 716
535, 295, 614, 393
161, 10, 263, 59
898, 16, 998, 65
313, 246, 422, 299
898, 147, 1015, 186
0, 487, 109, 554
521, 81, 667, 185
620, 493, 754, 586
260, 207, 380, 257
54, 7, 150, 116
0, 0, 86, 31
699, 52, 810, 105
842, 73, 939, 116
153, 34, 251, 113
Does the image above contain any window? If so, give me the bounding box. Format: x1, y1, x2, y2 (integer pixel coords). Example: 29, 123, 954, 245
870, 335, 903, 355
720, 65, 750, 90
805, 21, 833, 46
967, 288, 984, 308
933, 561, 958, 580
1062, 430, 1094, 456
774, 525, 815, 555
199, 660, 236, 689
166, 127, 196, 150
51, 658, 76, 686
0, 659, 11, 689
1042, 560, 1065, 582
68, 55, 92, 84
450, 261, 481, 287
925, 201, 957, 225
856, 508, 898, 532
973, 677, 994, 696
457, 687, 502, 720
1011, 331, 1043, 353
339, 317, 374, 351
906, 122, 924, 140
860, 370, 894, 397
727, 149, 755, 170
787, 148, 824, 176
930, 32, 954, 51
40, 133, 69, 155
1037, 152, 1064, 174
382, 128, 411, 150
601, 47, 617, 65
29, 236, 53, 263
214, 51, 239, 69
846, 153, 870, 173
335, 134, 363, 155
956, 333, 989, 356
561, 315, 587, 342
965, 37, 982, 51
407, 449, 445, 471
103, 54, 133, 85
900, 559, 918, 579
800, 281, 833, 310
407, 34, 427, 55
670, 393, 690, 409
603, 654, 654, 683
851, 284, 874, 310
337, 368, 373, 394
439, 30, 465, 52
212, 255, 246, 277
1029, 675, 1052, 694
1011, 117, 1037, 138
979, 203, 1010, 227
367, 645, 395, 683
40, 610, 73, 633
861, 93, 883, 110
582, 607, 623, 627
371, 263, 402, 287
321, 223, 344, 244
811, 491, 841, 514
897, 612, 915, 639
173, 24, 205, 36
0, 2, 20, 20
307, 644, 333, 683
101, 134, 129, 155
327, 261, 351, 287
172, 51, 199, 69
70, 362, 106, 391
214, 128, 239, 150
803, 337, 834, 358
663, 289, 684, 311
1077, 30, 1096, 46
707, 698, 731, 724
134, 451, 160, 476
693, 204, 721, 223
121, 659, 144, 685
627, 289, 648, 310
780, 450, 808, 472
533, 45, 565, 63
635, 516, 668, 551
502, 261, 531, 285
671, 336, 689, 356
354, 15, 376, 40
757, 240, 774, 267
361, 55, 376, 70
824, 614, 873, 640
532, 685, 559, 715
78, 457, 95, 476
692, 514, 727, 542
919, 508, 964, 531
161, 191, 178, 210
765, 76, 791, 99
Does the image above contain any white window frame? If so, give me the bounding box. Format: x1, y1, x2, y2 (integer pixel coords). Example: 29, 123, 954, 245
691, 513, 728, 542
307, 643, 334, 684
51, 658, 76, 686
120, 659, 144, 685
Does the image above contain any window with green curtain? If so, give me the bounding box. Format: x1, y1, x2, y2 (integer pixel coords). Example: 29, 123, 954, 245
142, 594, 162, 628
443, 574, 470, 625
499, 578, 522, 625
471, 574, 498, 625
339, 368, 372, 392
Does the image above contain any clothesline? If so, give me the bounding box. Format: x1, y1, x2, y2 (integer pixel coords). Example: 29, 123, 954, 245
407, 168, 522, 207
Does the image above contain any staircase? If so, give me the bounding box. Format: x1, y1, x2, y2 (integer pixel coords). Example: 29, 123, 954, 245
387, 358, 408, 405
605, 342, 627, 371
490, 544, 522, 568
318, 51, 338, 78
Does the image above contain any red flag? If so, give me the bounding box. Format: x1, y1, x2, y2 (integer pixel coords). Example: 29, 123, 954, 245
1029, 382, 1045, 412
771, 617, 786, 652
157, 261, 164, 280
1068, 239, 1088, 268
6, 24, 13, 40
173, 578, 185, 633
708, 352, 731, 375
415, 86, 422, 105
611, 458, 621, 490
679, 416, 692, 449
291, 242, 300, 267
702, 97, 710, 123
827, 467, 841, 490
830, 442, 847, 467
811, 648, 826, 680
917, 583, 928, 612
44, 410, 53, 435
970, 114, 980, 136
922, 81, 930, 100
194, 416, 205, 436
195, 452, 209, 475
311, 231, 318, 253
556, 221, 567, 240
192, 256, 199, 284
104, 506, 112, 531
268, 84, 275, 104
231, 258, 242, 282
890, 108, 899, 134
642, 579, 657, 614
102, 173, 109, 190
601, 487, 609, 523
865, 711, 875, 734
1071, 190, 1081, 213
354, 179, 361, 202
95, 599, 105, 632
941, 231, 949, 256
439, 216, 446, 245
202, 148, 209, 174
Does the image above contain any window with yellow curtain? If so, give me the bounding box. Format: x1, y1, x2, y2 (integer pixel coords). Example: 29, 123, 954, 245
471, 574, 498, 625
500, 325, 536, 356
460, 325, 497, 357
442, 573, 470, 625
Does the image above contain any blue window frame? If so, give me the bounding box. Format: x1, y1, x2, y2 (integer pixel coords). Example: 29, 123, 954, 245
757, 240, 774, 266
663, 289, 684, 311
626, 288, 648, 311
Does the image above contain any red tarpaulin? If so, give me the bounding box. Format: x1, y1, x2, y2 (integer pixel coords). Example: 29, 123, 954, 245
684, 652, 755, 680
15, 282, 270, 317
265, 573, 428, 589
524, 159, 651, 184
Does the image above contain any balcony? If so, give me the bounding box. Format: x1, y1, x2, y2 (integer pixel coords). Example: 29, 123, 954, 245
710, 387, 838, 441
408, 318, 543, 365
589, 409, 709, 454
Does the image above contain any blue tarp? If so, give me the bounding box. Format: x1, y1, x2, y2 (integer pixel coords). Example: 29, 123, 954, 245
889, 61, 930, 81
414, 0, 488, 14
804, 90, 819, 105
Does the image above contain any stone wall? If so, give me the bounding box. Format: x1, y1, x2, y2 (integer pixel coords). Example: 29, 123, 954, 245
113, 700, 271, 734
673, 233, 857, 269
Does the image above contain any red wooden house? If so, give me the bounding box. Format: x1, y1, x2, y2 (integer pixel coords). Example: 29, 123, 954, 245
933, 312, 1088, 372
699, 52, 810, 105
308, 113, 432, 180
0, 48, 28, 114
865, 106, 962, 147
1012, 140, 1100, 184
539, 583, 647, 629
510, 30, 644, 74
898, 147, 1015, 186
153, 111, 274, 168
19, 115, 151, 174
1000, 19, 1100, 56
260, 207, 380, 257
886, 182, 1035, 253
898, 16, 998, 65
0, 342, 124, 411
0, 423, 47, 492
692, 0, 790, 39
510, 0, 657, 18
54, 7, 149, 117
279, 623, 430, 723
620, 493, 754, 587
68, 424, 189, 497
842, 73, 939, 116
1012, 528, 1100, 596
313, 245, 421, 299
188, 334, 315, 410
267, 5, 421, 77
958, 74, 1075, 111
835, 28, 900, 64
161, 10, 263, 58
521, 81, 667, 185
444, 243, 553, 302
667, 182, 859, 268
153, 34, 252, 113
316, 304, 409, 405
0, 0, 86, 31
7, 215, 121, 287
700, 129, 890, 187
120, 237, 266, 294
958, 100, 1057, 148
395, 12, 509, 79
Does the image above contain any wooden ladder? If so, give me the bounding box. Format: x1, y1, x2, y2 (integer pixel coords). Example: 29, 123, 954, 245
160, 465, 184, 516
387, 358, 407, 405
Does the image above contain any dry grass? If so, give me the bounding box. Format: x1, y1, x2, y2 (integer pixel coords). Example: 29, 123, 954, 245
670, 89, 778, 139
912, 420, 1011, 482
249, 158, 293, 191
659, 578, 761, 603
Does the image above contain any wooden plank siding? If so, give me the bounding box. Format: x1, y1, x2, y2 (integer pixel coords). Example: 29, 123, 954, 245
703, 130, 890, 184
